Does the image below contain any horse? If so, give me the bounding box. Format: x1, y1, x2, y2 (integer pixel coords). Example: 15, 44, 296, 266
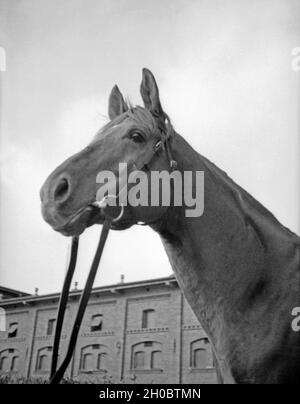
40, 68, 300, 384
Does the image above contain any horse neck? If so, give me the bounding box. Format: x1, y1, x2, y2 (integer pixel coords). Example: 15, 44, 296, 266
153, 132, 298, 380
155, 132, 264, 307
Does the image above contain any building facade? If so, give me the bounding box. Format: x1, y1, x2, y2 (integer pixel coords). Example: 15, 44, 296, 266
0, 286, 30, 300
0, 277, 217, 384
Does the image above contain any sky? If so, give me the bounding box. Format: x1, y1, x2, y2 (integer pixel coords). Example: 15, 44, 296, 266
0, 0, 299, 294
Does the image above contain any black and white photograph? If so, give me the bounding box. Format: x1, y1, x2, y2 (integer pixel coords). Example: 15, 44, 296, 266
0, 0, 299, 387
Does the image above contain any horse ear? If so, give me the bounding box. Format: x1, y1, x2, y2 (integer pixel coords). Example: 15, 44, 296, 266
140, 68, 164, 117
108, 85, 128, 120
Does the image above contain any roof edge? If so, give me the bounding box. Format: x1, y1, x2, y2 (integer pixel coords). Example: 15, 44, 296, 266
0, 275, 177, 306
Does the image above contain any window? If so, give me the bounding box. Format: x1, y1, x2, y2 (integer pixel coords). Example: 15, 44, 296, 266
193, 349, 207, 368
97, 353, 107, 371
141, 309, 155, 329
11, 356, 19, 371
151, 351, 162, 369
131, 341, 163, 371
8, 322, 18, 338
82, 353, 93, 371
0, 349, 20, 373
36, 347, 52, 372
190, 338, 213, 369
133, 351, 145, 369
37, 355, 48, 371
90, 314, 103, 332
0, 356, 8, 371
47, 319, 56, 336
80, 344, 109, 373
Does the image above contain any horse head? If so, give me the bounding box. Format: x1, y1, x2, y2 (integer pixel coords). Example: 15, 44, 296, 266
40, 69, 176, 236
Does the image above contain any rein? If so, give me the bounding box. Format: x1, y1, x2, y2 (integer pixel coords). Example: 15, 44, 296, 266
49, 120, 176, 384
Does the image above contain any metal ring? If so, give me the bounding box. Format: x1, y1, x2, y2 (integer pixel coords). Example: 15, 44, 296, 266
95, 194, 125, 223
111, 204, 124, 223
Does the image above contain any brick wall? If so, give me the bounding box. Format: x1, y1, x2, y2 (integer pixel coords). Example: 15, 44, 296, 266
0, 279, 217, 384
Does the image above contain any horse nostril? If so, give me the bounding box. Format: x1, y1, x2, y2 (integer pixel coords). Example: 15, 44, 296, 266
54, 178, 70, 202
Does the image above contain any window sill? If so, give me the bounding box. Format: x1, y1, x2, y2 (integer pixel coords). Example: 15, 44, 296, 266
129, 369, 163, 374
189, 367, 215, 373
78, 370, 107, 374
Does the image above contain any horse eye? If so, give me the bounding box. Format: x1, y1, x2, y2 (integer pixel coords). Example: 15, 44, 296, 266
130, 131, 145, 144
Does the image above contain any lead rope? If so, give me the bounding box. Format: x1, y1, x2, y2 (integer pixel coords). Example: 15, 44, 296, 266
50, 236, 79, 379
50, 218, 112, 384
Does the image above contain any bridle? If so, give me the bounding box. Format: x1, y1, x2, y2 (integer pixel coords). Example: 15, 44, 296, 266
49, 117, 177, 384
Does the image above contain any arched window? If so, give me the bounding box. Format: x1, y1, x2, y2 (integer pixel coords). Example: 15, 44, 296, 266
193, 349, 207, 368
0, 349, 20, 373
36, 347, 52, 372
131, 341, 163, 371
80, 344, 109, 372
190, 338, 213, 369
141, 309, 155, 328
37, 355, 47, 371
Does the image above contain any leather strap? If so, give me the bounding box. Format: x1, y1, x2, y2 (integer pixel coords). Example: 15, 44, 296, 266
50, 218, 112, 384
50, 236, 79, 379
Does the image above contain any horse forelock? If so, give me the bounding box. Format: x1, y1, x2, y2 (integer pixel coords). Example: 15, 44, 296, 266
126, 106, 158, 132
92, 105, 160, 143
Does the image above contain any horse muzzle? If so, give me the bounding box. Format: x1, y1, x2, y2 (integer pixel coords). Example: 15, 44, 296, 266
41, 202, 100, 236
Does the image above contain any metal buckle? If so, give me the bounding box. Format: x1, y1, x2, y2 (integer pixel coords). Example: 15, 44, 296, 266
154, 140, 163, 151
170, 160, 178, 169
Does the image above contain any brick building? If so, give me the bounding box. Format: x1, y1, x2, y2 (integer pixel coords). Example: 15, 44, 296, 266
0, 277, 217, 384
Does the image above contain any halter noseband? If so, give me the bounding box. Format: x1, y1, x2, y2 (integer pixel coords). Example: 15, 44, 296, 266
49, 116, 176, 384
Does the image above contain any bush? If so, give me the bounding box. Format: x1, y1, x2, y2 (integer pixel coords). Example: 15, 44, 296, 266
0, 373, 138, 384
